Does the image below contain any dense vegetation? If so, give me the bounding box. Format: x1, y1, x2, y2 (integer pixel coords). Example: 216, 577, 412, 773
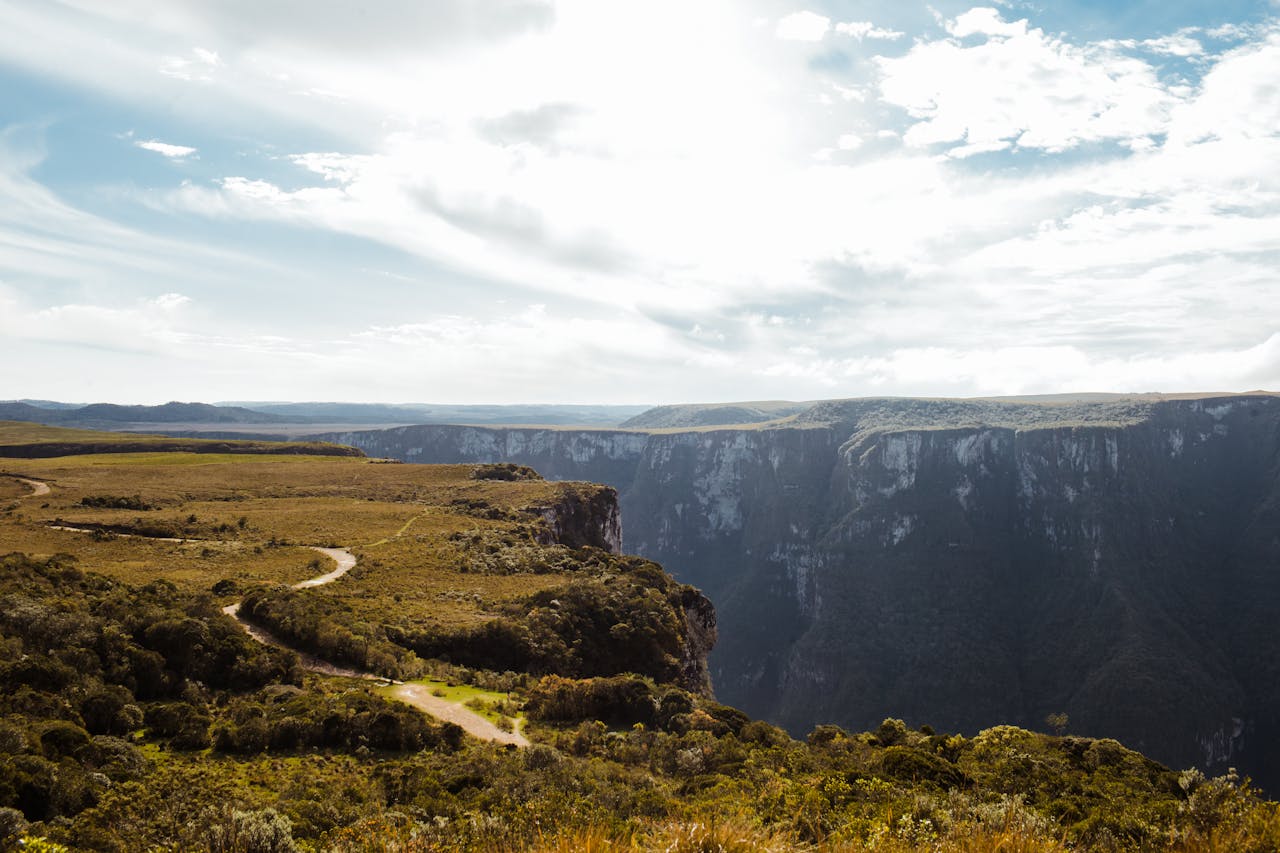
239, 550, 701, 687
3, 551, 1280, 851
4, 444, 1280, 851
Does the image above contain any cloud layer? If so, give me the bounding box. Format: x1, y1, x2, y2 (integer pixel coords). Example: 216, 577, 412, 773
0, 2, 1278, 403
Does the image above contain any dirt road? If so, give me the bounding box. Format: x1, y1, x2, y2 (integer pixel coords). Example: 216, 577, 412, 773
225, 546, 528, 745
13, 477, 50, 497
390, 683, 529, 747
34, 489, 527, 746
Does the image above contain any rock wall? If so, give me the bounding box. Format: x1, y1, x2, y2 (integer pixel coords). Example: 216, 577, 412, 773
531, 484, 624, 554
317, 395, 1280, 785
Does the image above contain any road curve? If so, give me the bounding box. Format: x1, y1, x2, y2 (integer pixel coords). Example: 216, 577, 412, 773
390, 684, 528, 747
292, 546, 356, 588
9, 476, 51, 497
224, 547, 528, 745
38, 498, 527, 746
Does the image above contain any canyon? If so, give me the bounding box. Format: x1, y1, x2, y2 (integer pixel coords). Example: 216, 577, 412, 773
318, 393, 1280, 787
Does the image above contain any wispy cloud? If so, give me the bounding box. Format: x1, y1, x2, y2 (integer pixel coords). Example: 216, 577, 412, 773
835, 21, 904, 41
158, 46, 221, 81
776, 11, 830, 41
0, 2, 1278, 402
879, 8, 1181, 154
135, 139, 197, 158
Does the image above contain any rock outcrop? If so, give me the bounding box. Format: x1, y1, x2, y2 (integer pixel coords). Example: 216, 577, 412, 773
531, 484, 624, 554
317, 393, 1280, 786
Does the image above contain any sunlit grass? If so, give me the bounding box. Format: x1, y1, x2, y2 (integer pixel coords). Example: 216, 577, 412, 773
380, 677, 523, 726
1, 449, 603, 623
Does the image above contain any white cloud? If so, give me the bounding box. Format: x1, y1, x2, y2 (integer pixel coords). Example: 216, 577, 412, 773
1140, 33, 1204, 57
0, 289, 194, 355
776, 11, 830, 41
879, 7, 1182, 154
2, 2, 1280, 402
1098, 32, 1204, 57
159, 47, 222, 81
1166, 31, 1280, 145
947, 7, 1027, 38
835, 21, 905, 41
946, 139, 1010, 158
136, 139, 197, 158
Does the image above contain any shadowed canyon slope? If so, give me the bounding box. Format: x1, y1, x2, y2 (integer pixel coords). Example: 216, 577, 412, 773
317, 393, 1280, 786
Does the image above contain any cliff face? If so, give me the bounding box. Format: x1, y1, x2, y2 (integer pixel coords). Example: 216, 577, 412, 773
317, 395, 1280, 785
790, 399, 1280, 780
327, 425, 650, 486
531, 484, 624, 554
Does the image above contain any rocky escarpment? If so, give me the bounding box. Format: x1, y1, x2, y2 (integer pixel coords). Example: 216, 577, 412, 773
530, 484, 624, 554
678, 586, 718, 697
330, 424, 650, 486
317, 394, 1280, 786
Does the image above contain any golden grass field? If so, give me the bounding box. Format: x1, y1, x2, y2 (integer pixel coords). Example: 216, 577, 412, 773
0, 423, 602, 628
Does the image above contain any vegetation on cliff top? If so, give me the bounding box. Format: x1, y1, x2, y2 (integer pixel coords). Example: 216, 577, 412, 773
1, 438, 1278, 850
0, 420, 361, 459
3, 548, 1276, 851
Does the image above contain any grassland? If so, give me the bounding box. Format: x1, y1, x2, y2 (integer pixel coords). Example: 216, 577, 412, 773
0, 419, 359, 458
381, 677, 523, 728
0, 431, 607, 629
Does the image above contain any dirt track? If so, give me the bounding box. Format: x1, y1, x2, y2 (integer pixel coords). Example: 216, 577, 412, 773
25, 479, 527, 747
390, 684, 528, 746
15, 477, 50, 497
226, 547, 529, 745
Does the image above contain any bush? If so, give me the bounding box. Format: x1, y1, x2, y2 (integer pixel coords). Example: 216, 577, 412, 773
206, 808, 299, 853
80, 495, 154, 510
470, 463, 542, 481
525, 675, 658, 727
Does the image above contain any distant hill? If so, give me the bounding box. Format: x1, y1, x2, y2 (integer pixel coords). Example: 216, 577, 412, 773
70, 402, 290, 424
0, 401, 288, 427
7, 399, 85, 410
219, 401, 651, 426
620, 401, 810, 429
0, 402, 60, 422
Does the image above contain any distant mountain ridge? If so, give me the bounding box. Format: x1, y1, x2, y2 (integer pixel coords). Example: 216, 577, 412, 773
0, 401, 288, 426
620, 400, 809, 429
0, 400, 652, 429
219, 401, 651, 426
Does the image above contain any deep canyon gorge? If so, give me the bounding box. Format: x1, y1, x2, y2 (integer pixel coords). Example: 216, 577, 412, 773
318, 394, 1280, 788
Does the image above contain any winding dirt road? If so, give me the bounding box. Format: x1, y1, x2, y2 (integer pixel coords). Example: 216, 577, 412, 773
218, 545, 370, 680
225, 546, 528, 746
389, 684, 527, 746
16, 478, 51, 497
22, 477, 527, 746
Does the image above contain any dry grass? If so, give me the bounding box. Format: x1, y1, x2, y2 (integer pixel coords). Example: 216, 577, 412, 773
0, 421, 144, 445
0, 453, 602, 625
509, 820, 1075, 852
0, 477, 30, 500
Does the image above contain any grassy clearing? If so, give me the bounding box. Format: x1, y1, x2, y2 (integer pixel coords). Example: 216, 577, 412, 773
0, 451, 605, 625
0, 421, 149, 445
381, 677, 523, 727
0, 420, 358, 457
0, 517, 334, 592
0, 477, 30, 500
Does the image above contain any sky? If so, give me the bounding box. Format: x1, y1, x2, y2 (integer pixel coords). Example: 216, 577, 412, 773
1, 0, 1278, 405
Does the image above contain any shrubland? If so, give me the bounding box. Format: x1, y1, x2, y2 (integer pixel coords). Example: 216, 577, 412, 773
0, 431, 1277, 851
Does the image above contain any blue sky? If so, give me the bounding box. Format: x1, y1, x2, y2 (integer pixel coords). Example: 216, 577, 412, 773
1, 0, 1278, 404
